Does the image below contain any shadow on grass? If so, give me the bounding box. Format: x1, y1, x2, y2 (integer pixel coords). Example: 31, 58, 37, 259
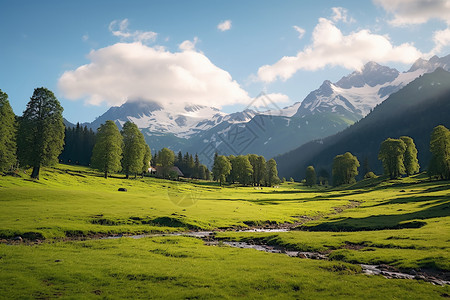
305, 201, 450, 232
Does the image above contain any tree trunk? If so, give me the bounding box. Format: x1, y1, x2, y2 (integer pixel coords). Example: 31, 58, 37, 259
104, 170, 108, 179
126, 173, 129, 179
31, 166, 40, 179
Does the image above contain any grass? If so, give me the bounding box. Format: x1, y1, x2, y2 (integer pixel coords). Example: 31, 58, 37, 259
0, 164, 449, 298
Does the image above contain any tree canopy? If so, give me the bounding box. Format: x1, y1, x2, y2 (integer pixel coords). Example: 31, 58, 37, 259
17, 87, 64, 179
399, 136, 420, 176
428, 125, 450, 180
0, 90, 17, 173
91, 120, 123, 178
378, 138, 407, 179
305, 165, 316, 187
121, 121, 147, 178
266, 158, 280, 186
332, 152, 360, 186
212, 155, 232, 186
157, 148, 175, 179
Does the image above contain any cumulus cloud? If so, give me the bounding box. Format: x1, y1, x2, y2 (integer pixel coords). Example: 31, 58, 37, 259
258, 16, 422, 82
331, 7, 355, 23
109, 19, 157, 43
431, 27, 450, 53
179, 37, 199, 51
58, 42, 251, 108
293, 25, 306, 39
217, 20, 232, 32
374, 0, 450, 26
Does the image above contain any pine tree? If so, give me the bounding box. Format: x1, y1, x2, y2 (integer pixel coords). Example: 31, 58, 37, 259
17, 87, 64, 179
400, 136, 420, 176
91, 121, 123, 178
378, 138, 406, 179
305, 165, 316, 187
0, 90, 17, 173
121, 121, 146, 178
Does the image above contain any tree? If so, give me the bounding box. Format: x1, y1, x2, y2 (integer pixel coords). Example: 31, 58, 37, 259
0, 90, 17, 173
305, 165, 316, 187
332, 152, 360, 186
399, 136, 420, 176
255, 156, 266, 186
157, 148, 175, 179
212, 155, 231, 186
266, 158, 279, 186
17, 88, 64, 179
378, 138, 406, 179
121, 121, 146, 178
247, 154, 259, 185
226, 155, 237, 183
318, 168, 329, 186
428, 125, 450, 180
142, 144, 151, 176
234, 155, 253, 185
91, 121, 123, 178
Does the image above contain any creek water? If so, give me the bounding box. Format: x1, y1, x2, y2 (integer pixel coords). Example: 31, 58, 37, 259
102, 229, 449, 286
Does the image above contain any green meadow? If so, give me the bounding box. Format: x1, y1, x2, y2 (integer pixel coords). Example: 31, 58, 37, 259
0, 164, 449, 299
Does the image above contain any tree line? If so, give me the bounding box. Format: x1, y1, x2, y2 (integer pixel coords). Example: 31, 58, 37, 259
304, 126, 450, 186
59, 123, 96, 166
212, 153, 279, 186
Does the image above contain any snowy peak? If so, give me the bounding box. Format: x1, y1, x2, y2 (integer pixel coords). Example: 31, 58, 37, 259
408, 54, 450, 73
336, 62, 399, 89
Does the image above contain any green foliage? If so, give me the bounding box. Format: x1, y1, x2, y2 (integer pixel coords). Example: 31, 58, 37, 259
266, 158, 280, 186
91, 121, 123, 178
0, 90, 17, 172
233, 155, 253, 185
212, 155, 231, 186
428, 125, 450, 180
289, 177, 294, 182
305, 165, 316, 187
364, 171, 377, 179
157, 148, 175, 179
17, 87, 64, 179
142, 144, 151, 174
378, 138, 406, 179
400, 136, 420, 176
332, 152, 360, 186
174, 151, 208, 179
121, 121, 146, 178
59, 123, 96, 166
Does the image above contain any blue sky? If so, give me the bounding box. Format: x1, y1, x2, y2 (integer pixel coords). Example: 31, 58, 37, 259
1, 0, 450, 123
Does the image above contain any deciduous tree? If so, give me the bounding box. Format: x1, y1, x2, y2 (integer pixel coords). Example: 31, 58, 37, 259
266, 158, 279, 186
91, 120, 123, 178
400, 136, 420, 176
17, 87, 64, 179
305, 165, 316, 187
332, 152, 360, 186
212, 155, 231, 186
157, 148, 175, 179
428, 125, 450, 180
378, 138, 406, 179
121, 121, 146, 178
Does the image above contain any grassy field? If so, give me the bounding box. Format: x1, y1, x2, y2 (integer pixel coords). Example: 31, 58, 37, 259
0, 164, 449, 299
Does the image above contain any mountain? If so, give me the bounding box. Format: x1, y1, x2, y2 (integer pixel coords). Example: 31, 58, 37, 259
275, 68, 450, 180
294, 62, 425, 121
78, 55, 450, 166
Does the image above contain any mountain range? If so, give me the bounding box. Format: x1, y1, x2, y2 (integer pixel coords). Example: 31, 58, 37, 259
70, 54, 450, 166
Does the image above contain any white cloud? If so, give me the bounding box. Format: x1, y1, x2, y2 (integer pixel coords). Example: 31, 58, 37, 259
109, 19, 157, 43
257, 17, 422, 82
217, 20, 232, 32
374, 0, 450, 26
179, 37, 199, 51
58, 42, 250, 108
331, 7, 355, 23
293, 25, 305, 39
431, 27, 450, 53
82, 34, 89, 42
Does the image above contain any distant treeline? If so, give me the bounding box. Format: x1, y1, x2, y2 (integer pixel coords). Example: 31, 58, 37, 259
59, 123, 96, 166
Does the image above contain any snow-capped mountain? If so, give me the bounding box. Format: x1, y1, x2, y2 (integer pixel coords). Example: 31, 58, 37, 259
80, 54, 450, 165
86, 99, 256, 139
294, 62, 427, 120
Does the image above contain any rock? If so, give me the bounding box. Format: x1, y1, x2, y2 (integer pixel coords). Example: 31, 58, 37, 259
13, 236, 22, 241
399, 190, 406, 192
298, 253, 308, 259
118, 188, 127, 192
54, 259, 63, 262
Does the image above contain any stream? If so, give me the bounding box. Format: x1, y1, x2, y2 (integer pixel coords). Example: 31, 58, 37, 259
102, 229, 449, 286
